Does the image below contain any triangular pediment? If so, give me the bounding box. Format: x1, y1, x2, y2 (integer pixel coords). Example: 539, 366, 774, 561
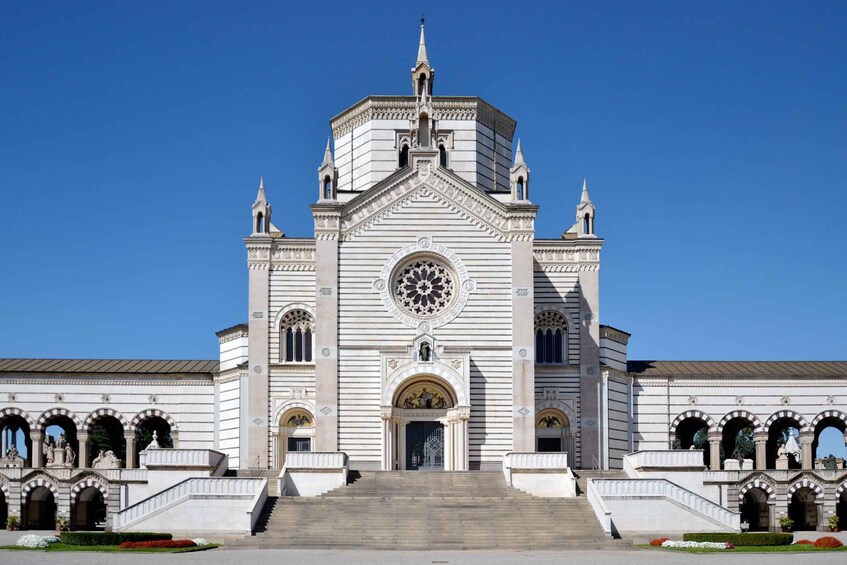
340, 154, 534, 242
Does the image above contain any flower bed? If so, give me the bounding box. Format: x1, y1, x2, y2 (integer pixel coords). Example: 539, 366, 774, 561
661, 540, 732, 549
16, 535, 60, 548
813, 536, 843, 549
192, 538, 211, 547
794, 539, 814, 545
649, 538, 670, 546
119, 539, 197, 549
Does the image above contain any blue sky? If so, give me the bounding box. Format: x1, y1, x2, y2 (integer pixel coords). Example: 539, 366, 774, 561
1, 1, 845, 365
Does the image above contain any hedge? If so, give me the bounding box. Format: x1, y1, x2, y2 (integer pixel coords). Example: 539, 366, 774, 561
60, 532, 173, 546
682, 533, 793, 546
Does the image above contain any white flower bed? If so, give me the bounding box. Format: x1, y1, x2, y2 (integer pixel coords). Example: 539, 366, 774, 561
16, 535, 49, 549
661, 540, 731, 549
192, 538, 211, 547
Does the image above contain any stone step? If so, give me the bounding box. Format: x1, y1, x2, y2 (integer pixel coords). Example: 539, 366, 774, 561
242, 470, 622, 550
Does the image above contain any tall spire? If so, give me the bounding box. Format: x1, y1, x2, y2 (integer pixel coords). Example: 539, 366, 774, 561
514, 139, 525, 166
417, 15, 429, 65
580, 178, 591, 203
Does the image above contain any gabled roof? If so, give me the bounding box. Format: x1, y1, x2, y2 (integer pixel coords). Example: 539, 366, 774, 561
0, 358, 219, 374
628, 360, 847, 378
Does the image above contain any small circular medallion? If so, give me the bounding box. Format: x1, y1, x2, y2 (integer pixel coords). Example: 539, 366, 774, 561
253, 365, 262, 374
519, 349, 527, 358
322, 348, 331, 357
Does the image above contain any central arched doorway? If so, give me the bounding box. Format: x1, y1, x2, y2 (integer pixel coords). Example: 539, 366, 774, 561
24, 486, 56, 530
382, 374, 469, 471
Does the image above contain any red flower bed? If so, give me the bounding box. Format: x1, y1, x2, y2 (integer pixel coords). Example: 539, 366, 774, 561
119, 539, 197, 549
794, 539, 814, 545
649, 538, 670, 546
813, 536, 844, 549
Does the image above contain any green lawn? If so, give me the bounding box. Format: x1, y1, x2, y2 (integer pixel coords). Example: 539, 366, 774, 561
641, 544, 846, 553
0, 543, 218, 553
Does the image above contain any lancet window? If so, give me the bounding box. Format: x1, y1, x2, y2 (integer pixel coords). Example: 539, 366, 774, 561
535, 311, 567, 364
280, 309, 315, 363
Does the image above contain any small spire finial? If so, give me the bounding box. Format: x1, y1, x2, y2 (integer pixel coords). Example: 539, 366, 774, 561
321, 137, 333, 166
580, 178, 591, 203
255, 176, 267, 203
514, 139, 525, 165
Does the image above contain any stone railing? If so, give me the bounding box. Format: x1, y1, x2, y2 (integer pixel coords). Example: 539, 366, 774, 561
283, 451, 347, 469
590, 478, 739, 531
113, 477, 266, 531
279, 452, 349, 497
140, 449, 226, 472
502, 452, 575, 498
624, 450, 705, 472
585, 479, 614, 536
704, 468, 846, 484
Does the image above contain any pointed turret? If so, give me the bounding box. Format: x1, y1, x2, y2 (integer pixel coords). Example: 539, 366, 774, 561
318, 138, 337, 201
576, 178, 596, 237
509, 139, 530, 201
251, 177, 271, 235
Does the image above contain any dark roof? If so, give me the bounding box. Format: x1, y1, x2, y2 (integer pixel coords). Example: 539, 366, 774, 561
215, 323, 248, 338
0, 359, 219, 374
628, 360, 847, 378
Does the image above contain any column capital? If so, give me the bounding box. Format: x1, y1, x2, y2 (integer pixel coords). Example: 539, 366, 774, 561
30, 430, 44, 439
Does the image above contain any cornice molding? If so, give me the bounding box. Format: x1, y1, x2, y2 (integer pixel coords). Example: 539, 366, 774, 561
270, 240, 316, 271
0, 378, 213, 386
634, 377, 847, 387
331, 97, 516, 139
533, 243, 602, 272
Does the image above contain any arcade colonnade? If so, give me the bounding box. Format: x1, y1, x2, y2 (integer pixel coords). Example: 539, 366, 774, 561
0, 407, 179, 469
671, 408, 847, 470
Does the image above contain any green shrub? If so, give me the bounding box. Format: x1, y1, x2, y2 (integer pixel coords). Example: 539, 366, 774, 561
60, 532, 173, 546
682, 533, 793, 546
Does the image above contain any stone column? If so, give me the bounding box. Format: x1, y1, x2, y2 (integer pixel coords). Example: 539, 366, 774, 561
312, 203, 342, 453
380, 409, 392, 471
246, 236, 271, 469
708, 433, 722, 470
1, 427, 6, 454
31, 430, 43, 468
510, 232, 536, 453
124, 433, 136, 468
800, 432, 814, 469
768, 502, 776, 532
754, 433, 767, 470
816, 501, 825, 531
77, 431, 89, 468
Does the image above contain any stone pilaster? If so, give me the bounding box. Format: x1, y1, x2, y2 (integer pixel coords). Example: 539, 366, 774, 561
246, 236, 272, 469
709, 432, 722, 470
754, 433, 767, 470
578, 268, 602, 468
800, 431, 814, 469
124, 432, 136, 468
511, 231, 535, 452
311, 202, 343, 452
77, 431, 89, 468
31, 430, 43, 468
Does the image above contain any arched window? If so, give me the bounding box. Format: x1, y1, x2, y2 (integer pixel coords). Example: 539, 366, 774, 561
584, 213, 592, 235
323, 176, 332, 199
399, 144, 409, 168
280, 309, 315, 363
256, 212, 264, 234
517, 178, 524, 200
418, 73, 426, 96
438, 144, 447, 167
535, 311, 567, 364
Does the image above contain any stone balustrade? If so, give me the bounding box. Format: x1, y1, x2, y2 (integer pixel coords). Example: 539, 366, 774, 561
624, 450, 705, 471
139, 448, 226, 471
590, 478, 740, 531
283, 451, 347, 469
279, 451, 349, 497
502, 452, 575, 498
113, 477, 266, 531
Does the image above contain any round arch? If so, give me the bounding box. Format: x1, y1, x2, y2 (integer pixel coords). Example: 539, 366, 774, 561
812, 410, 847, 430
272, 400, 315, 432
0, 407, 36, 429
836, 482, 847, 498
671, 410, 717, 434
70, 476, 109, 503
383, 363, 468, 407
82, 408, 129, 433
0, 477, 9, 498
273, 303, 316, 329
536, 399, 577, 427
274, 403, 315, 468
717, 410, 762, 433
130, 409, 178, 438
763, 410, 810, 434
533, 305, 577, 337
787, 478, 824, 501
738, 479, 776, 501
36, 407, 83, 431
21, 475, 59, 497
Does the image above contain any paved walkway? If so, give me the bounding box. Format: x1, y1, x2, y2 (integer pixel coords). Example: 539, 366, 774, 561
2, 531, 846, 565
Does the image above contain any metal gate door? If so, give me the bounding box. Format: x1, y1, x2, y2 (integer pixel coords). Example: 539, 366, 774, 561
406, 421, 444, 470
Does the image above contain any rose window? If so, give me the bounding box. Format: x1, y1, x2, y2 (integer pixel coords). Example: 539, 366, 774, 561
393, 258, 455, 318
